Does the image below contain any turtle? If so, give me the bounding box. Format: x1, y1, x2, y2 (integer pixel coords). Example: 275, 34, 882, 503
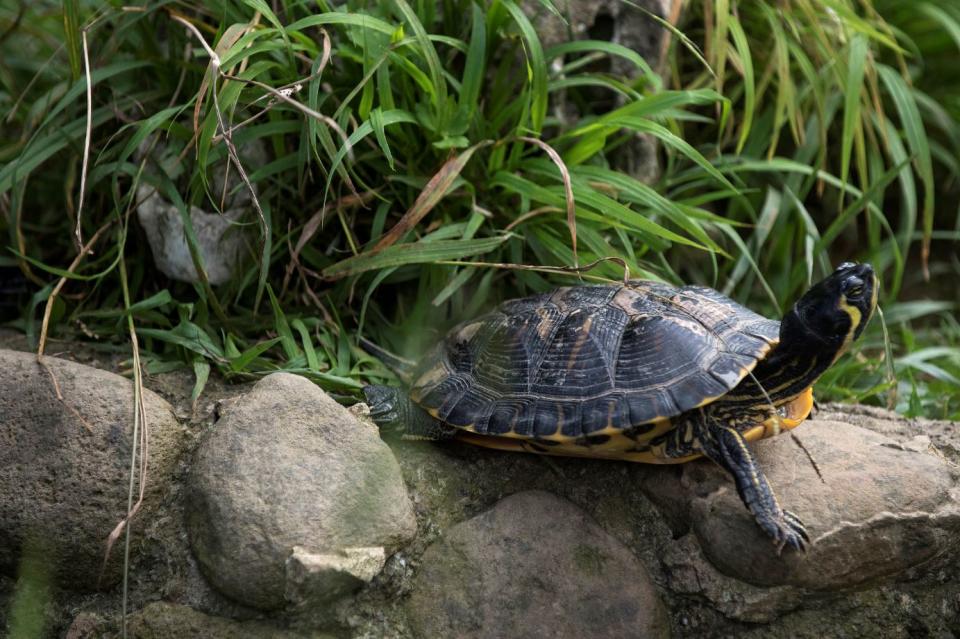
364, 262, 878, 551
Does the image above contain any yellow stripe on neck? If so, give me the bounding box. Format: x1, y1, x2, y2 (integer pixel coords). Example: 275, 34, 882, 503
838, 297, 862, 349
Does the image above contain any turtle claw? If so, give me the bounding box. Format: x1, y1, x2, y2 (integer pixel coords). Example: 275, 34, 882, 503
768, 509, 809, 555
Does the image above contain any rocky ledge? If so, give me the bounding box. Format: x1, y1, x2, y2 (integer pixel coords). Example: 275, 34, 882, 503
0, 346, 958, 638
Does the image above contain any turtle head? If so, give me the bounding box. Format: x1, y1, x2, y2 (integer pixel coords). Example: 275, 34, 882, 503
782, 262, 878, 352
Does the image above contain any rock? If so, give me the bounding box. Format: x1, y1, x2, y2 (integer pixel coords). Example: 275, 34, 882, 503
643, 420, 960, 593
819, 403, 960, 466
0, 349, 186, 591
136, 185, 247, 285
135, 140, 265, 286
186, 372, 416, 610
64, 612, 105, 639
285, 546, 386, 607
660, 532, 801, 623
127, 601, 313, 639
407, 490, 670, 639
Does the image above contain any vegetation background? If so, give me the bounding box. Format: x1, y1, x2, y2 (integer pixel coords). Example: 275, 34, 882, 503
1, 0, 958, 421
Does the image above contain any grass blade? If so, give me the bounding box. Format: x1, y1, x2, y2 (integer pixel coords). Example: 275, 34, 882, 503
841, 35, 868, 198
372, 140, 491, 252
322, 236, 510, 279
876, 64, 934, 278
456, 3, 487, 130
501, 0, 548, 134
727, 14, 754, 153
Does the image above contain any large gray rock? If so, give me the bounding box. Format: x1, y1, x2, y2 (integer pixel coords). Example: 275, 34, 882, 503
0, 349, 186, 591
186, 373, 417, 610
135, 141, 264, 285
642, 420, 960, 596
136, 185, 247, 286
127, 601, 325, 639
659, 533, 799, 623
407, 490, 670, 639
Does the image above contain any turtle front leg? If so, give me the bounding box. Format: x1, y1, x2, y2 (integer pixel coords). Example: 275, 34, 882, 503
363, 385, 457, 440
695, 421, 809, 553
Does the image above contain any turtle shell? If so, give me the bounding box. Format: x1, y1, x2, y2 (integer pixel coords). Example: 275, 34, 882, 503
409, 280, 780, 442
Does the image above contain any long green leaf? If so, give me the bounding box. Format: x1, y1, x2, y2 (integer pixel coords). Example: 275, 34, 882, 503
456, 3, 487, 129
544, 40, 659, 87
287, 12, 396, 36
373, 140, 490, 251
501, 0, 548, 134
322, 237, 510, 278
727, 15, 754, 153
841, 35, 868, 196
323, 109, 418, 202
393, 0, 448, 123
877, 64, 934, 274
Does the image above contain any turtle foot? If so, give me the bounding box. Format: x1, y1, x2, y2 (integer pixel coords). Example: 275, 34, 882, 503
759, 509, 809, 555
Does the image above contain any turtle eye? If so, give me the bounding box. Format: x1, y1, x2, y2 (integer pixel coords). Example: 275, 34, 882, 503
842, 276, 864, 299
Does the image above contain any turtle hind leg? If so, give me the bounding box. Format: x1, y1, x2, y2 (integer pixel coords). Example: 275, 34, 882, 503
697, 422, 809, 553
363, 385, 457, 441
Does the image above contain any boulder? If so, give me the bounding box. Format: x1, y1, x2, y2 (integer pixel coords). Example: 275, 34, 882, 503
407, 490, 670, 639
136, 185, 247, 286
660, 533, 799, 623
135, 141, 264, 286
819, 403, 960, 465
0, 349, 186, 591
127, 601, 319, 639
186, 373, 416, 610
642, 420, 960, 593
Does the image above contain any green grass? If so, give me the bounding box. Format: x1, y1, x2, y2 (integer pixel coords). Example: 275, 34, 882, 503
0, 0, 958, 417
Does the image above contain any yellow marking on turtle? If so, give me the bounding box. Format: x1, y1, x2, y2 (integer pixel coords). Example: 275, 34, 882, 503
456, 321, 484, 343
741, 387, 814, 443
688, 358, 774, 409
722, 357, 816, 403
535, 307, 555, 340
411, 365, 450, 402
836, 272, 878, 354
724, 424, 762, 494
838, 298, 862, 348
452, 389, 814, 464
610, 285, 643, 314
454, 430, 695, 464
565, 316, 593, 372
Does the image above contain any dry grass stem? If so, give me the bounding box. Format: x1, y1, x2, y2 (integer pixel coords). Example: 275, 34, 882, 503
517, 136, 577, 267
74, 28, 93, 251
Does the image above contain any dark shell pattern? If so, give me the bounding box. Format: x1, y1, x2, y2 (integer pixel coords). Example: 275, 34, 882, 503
410, 281, 780, 441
